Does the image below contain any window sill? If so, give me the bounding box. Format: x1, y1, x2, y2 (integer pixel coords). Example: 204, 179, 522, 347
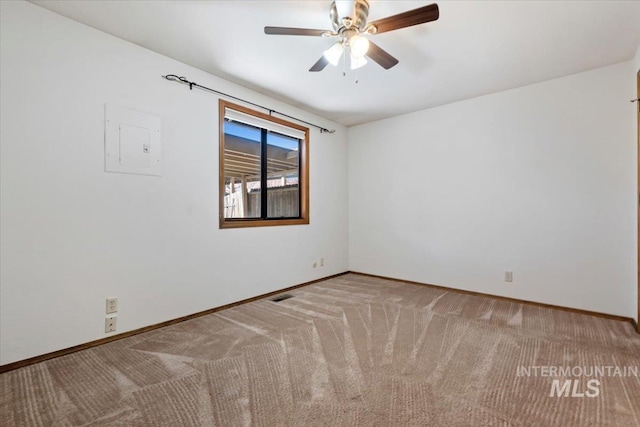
219, 217, 310, 229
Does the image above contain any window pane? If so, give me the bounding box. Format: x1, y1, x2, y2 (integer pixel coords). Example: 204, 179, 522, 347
223, 118, 261, 218
266, 131, 300, 218
219, 100, 309, 229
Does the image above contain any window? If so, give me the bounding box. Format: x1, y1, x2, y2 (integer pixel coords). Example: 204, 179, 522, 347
219, 100, 309, 228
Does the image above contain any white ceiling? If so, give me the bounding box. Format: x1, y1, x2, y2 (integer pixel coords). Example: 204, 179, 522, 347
30, 0, 640, 126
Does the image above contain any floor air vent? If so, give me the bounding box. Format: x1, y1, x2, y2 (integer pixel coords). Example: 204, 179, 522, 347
271, 294, 294, 302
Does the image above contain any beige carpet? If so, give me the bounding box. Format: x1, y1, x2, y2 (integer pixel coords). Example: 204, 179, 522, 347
1, 273, 639, 426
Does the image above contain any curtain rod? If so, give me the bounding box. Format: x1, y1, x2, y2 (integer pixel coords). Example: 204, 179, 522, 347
162, 74, 336, 134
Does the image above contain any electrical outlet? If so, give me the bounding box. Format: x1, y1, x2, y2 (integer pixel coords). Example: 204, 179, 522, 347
505, 271, 513, 283
313, 262, 317, 268
320, 258, 325, 267
105, 315, 117, 333
106, 297, 118, 314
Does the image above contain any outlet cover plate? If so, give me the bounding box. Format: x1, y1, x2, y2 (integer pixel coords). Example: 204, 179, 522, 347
106, 297, 118, 314
105, 315, 117, 333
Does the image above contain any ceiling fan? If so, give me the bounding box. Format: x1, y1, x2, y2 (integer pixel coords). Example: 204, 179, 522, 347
264, 0, 439, 72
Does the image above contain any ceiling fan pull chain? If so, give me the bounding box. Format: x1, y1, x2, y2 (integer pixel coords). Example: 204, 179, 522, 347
343, 46, 347, 77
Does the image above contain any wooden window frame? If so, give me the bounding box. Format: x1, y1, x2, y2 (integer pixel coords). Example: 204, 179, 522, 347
219, 99, 309, 229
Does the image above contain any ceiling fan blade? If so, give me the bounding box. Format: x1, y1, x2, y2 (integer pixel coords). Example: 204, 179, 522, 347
366, 41, 399, 69
368, 3, 439, 34
265, 26, 327, 36
309, 56, 330, 72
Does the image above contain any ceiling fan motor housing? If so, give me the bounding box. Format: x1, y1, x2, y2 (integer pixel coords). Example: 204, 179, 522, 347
331, 0, 370, 32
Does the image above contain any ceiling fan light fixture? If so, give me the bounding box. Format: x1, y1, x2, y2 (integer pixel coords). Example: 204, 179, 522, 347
349, 34, 370, 58
323, 42, 344, 66
350, 53, 367, 70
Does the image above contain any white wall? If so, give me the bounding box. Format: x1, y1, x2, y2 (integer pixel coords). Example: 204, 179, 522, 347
0, 1, 348, 365
349, 61, 637, 320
